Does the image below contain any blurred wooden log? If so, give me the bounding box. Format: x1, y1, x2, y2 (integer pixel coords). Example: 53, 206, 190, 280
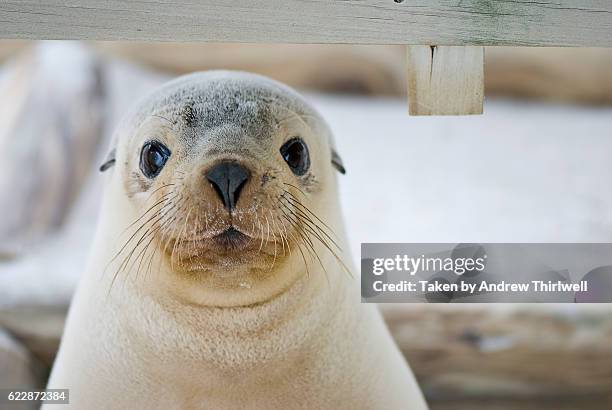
4, 42, 612, 105
0, 328, 47, 404
485, 47, 612, 104
0, 306, 66, 368
383, 305, 612, 409
0, 42, 106, 258
92, 42, 612, 105
95, 42, 404, 96
0, 40, 29, 63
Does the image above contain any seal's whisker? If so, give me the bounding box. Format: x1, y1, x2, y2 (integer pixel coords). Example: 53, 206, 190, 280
280, 195, 340, 256
104, 198, 178, 286
118, 191, 176, 238
275, 109, 319, 125
108, 195, 182, 286
300, 229, 330, 287
269, 210, 285, 258
280, 206, 327, 278
273, 105, 320, 132
157, 215, 182, 276
282, 182, 307, 198
296, 213, 339, 257
145, 183, 176, 202
174, 206, 194, 269
110, 201, 180, 290
143, 231, 162, 283
151, 113, 174, 125
280, 195, 341, 251
132, 224, 164, 282
303, 219, 352, 278
110, 226, 154, 294
179, 206, 193, 266
118, 199, 179, 265
160, 198, 188, 264
277, 215, 292, 258
258, 219, 265, 253
282, 219, 310, 277
276, 206, 301, 262
281, 201, 352, 279
282, 191, 340, 246
162, 205, 184, 257
189, 213, 201, 258
265, 214, 271, 245
278, 205, 312, 260
257, 214, 265, 253
115, 192, 178, 252
154, 205, 184, 277
282, 191, 338, 240
264, 214, 277, 270
170, 206, 193, 270
298, 228, 324, 271
287, 212, 343, 276
146, 211, 181, 282
136, 203, 183, 282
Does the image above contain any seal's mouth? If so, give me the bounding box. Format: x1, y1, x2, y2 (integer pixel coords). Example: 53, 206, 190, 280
211, 226, 251, 251
167, 222, 282, 273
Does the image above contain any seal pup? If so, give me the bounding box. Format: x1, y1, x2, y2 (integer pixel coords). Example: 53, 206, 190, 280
46, 71, 427, 409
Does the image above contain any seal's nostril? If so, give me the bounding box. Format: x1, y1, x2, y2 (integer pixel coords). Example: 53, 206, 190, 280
206, 161, 250, 211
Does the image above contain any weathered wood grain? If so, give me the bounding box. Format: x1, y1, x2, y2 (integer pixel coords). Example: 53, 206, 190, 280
0, 1, 611, 46
407, 45, 484, 115
383, 305, 612, 409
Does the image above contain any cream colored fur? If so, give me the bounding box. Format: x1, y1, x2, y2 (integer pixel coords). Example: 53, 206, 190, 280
46, 71, 427, 409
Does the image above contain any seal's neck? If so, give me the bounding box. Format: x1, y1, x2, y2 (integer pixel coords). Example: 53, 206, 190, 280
92, 252, 355, 394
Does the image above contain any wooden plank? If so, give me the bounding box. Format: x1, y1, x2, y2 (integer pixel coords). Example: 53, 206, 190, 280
0, 1, 611, 46
406, 46, 484, 115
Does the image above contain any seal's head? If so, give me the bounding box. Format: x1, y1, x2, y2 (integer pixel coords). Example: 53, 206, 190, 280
101, 71, 346, 307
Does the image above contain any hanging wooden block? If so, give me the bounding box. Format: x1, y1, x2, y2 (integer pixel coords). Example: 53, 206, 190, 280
406, 46, 484, 116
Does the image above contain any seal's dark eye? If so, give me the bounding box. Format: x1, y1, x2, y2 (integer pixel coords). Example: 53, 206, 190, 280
140, 141, 171, 178
280, 138, 310, 176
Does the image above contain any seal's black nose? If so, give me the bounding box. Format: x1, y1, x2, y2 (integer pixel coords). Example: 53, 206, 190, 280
206, 161, 250, 211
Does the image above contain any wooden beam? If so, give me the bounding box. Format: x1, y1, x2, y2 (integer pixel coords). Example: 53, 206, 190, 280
1, 1, 611, 46
406, 46, 484, 115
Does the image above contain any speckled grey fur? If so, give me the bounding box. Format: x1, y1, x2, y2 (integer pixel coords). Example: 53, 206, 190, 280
103, 71, 340, 170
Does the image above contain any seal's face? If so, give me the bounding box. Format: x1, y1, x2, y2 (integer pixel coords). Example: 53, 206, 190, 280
103, 72, 345, 306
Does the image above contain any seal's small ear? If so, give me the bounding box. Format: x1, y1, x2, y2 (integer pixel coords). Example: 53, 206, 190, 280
99, 148, 116, 172
331, 149, 346, 174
